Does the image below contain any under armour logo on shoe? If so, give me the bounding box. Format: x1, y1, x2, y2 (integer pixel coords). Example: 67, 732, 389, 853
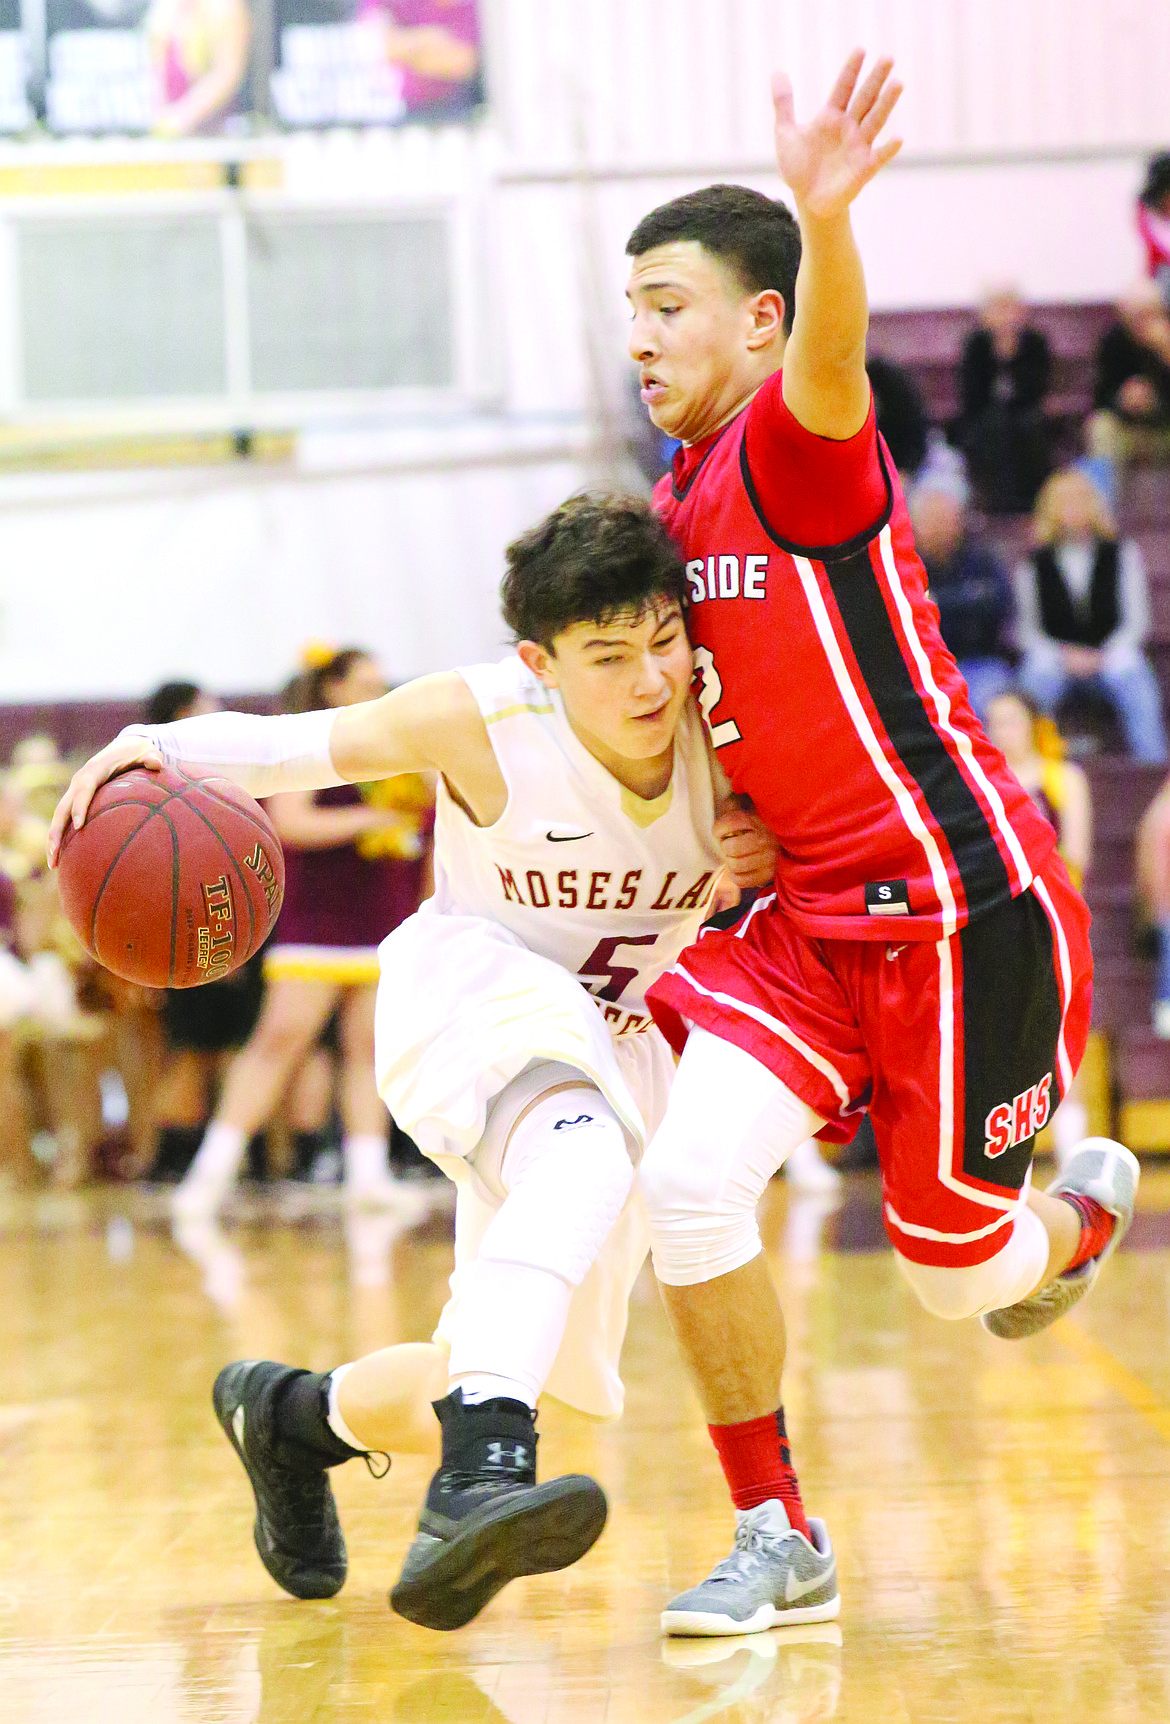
553, 1114, 594, 1131
485, 1441, 529, 1469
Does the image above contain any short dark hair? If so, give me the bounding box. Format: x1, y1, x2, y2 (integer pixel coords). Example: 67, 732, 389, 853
146, 680, 202, 724
626, 184, 801, 333
1141, 151, 1170, 210
501, 493, 686, 650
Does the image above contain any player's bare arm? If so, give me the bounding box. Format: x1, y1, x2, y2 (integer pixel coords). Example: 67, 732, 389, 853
329, 673, 506, 825
47, 672, 508, 866
48, 660, 768, 883
778, 50, 902, 439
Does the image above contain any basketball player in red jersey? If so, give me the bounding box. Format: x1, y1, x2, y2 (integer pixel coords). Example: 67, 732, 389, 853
626, 52, 1140, 1635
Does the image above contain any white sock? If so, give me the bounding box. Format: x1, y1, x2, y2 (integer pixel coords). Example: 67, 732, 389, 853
325, 1361, 369, 1452
344, 1134, 390, 1189
448, 1259, 572, 1410
455, 1373, 539, 1409
185, 1122, 246, 1188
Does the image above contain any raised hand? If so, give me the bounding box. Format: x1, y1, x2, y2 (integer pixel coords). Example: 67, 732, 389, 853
773, 49, 902, 221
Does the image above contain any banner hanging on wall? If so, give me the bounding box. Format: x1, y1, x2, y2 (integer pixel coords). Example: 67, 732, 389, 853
44, 0, 253, 135
270, 0, 483, 128
9, 0, 483, 135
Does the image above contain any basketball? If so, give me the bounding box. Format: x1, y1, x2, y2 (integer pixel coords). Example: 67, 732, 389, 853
55, 765, 284, 988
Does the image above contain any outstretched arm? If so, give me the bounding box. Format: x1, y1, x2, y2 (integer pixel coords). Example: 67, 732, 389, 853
778, 50, 903, 439
48, 673, 501, 865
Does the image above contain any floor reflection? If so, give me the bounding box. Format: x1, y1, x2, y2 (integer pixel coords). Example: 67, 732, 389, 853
2, 1173, 1170, 1722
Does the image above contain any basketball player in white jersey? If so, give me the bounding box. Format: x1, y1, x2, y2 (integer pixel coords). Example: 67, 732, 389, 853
49, 493, 779, 1633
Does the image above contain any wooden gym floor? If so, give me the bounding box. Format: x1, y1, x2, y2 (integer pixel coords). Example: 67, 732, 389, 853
3, 1167, 1170, 1724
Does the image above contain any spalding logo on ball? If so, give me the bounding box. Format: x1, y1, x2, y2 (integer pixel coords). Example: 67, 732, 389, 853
56, 765, 285, 988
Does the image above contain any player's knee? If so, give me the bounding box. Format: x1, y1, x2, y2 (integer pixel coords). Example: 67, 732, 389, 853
485, 1097, 634, 1287
648, 1212, 763, 1287
894, 1207, 1050, 1320
894, 1255, 994, 1320
639, 1114, 763, 1287
638, 1116, 725, 1225
639, 1134, 759, 1287
551, 1115, 634, 1211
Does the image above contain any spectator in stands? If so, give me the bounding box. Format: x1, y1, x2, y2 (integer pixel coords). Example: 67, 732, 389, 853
1088, 282, 1170, 469
1136, 775, 1170, 1038
0, 773, 73, 1027
1015, 467, 1168, 763
985, 689, 1092, 1165
143, 681, 269, 1182
909, 470, 1014, 720
867, 354, 929, 480
0, 767, 112, 1186
985, 692, 1091, 889
6, 736, 69, 829
0, 766, 52, 884
170, 646, 435, 1219
1138, 151, 1170, 309
952, 285, 1053, 514
0, 866, 29, 1184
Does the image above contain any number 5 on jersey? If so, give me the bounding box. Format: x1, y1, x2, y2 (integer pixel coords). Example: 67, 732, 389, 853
693, 646, 742, 748
578, 934, 658, 1003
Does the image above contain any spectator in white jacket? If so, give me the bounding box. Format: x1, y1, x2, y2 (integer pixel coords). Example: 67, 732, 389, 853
1014, 467, 1168, 763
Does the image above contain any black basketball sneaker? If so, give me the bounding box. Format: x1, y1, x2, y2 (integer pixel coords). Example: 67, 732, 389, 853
213, 1359, 360, 1599
390, 1388, 608, 1632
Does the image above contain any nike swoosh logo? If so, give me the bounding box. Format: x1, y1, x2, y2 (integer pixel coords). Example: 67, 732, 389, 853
785, 1563, 833, 1604
547, 831, 593, 842
232, 1405, 245, 1449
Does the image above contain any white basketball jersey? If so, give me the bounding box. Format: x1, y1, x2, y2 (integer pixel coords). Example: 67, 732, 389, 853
423, 655, 724, 1033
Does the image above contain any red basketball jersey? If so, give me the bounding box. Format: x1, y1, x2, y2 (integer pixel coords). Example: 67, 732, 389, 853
653, 371, 1056, 942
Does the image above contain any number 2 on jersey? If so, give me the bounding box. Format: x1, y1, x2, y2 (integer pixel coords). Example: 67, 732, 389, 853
693, 646, 742, 748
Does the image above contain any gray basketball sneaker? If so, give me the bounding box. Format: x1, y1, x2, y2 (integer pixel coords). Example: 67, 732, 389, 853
660, 1500, 840, 1636
982, 1138, 1139, 1340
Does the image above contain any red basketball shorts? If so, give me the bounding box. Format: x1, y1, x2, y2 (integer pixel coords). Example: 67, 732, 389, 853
647, 854, 1091, 1269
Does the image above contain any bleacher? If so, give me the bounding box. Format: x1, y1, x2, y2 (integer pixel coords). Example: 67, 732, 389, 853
872, 303, 1170, 1147
2, 303, 1168, 1144
1090, 461, 1170, 1150
870, 301, 1117, 433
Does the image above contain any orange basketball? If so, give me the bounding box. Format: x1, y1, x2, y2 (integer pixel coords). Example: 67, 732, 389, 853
56, 766, 284, 988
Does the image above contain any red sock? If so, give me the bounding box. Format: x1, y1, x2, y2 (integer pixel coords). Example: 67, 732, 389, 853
708, 1408, 810, 1538
1061, 1193, 1115, 1273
